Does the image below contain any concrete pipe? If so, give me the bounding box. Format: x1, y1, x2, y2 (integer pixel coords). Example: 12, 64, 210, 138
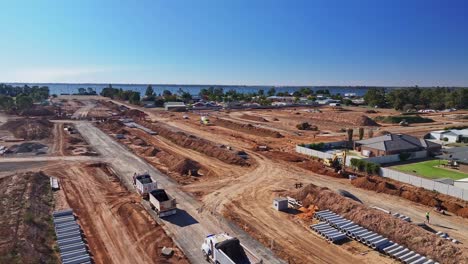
356, 231, 375, 242
386, 245, 404, 256
323, 215, 343, 222
324, 231, 342, 240
382, 243, 398, 253
328, 234, 347, 243
409, 257, 428, 264
311, 223, 329, 231
392, 248, 410, 259
421, 259, 434, 264
371, 238, 390, 249
331, 219, 350, 227
314, 225, 334, 231
365, 235, 384, 246
403, 254, 421, 264
351, 229, 369, 239
345, 227, 365, 236
318, 228, 336, 236
317, 214, 337, 221
338, 223, 356, 232
314, 210, 330, 216
311, 222, 327, 228
399, 251, 416, 261
315, 211, 335, 218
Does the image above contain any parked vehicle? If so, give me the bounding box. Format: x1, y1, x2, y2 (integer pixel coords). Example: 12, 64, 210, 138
149, 189, 177, 217
201, 233, 262, 264
133, 173, 158, 199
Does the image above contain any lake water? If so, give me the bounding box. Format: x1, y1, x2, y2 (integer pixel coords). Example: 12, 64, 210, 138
6, 83, 379, 97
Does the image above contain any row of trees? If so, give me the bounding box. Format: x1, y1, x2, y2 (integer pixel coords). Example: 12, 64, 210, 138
350, 158, 380, 174
100, 85, 141, 105
0, 84, 50, 112
364, 87, 468, 110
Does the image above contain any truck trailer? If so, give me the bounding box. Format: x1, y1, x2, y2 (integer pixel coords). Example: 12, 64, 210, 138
133, 173, 158, 199
201, 233, 262, 264
149, 189, 177, 217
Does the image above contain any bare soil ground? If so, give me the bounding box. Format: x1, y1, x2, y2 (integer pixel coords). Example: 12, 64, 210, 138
0, 118, 53, 140
45, 163, 188, 264
0, 172, 58, 264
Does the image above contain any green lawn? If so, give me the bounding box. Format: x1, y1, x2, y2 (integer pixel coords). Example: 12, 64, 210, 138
392, 160, 468, 180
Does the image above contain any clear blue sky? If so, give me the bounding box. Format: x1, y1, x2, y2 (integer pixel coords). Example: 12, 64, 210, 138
1, 0, 467, 86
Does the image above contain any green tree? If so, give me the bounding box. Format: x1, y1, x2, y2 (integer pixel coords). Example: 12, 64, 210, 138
358, 127, 364, 140
364, 88, 386, 107
129, 92, 140, 105
16, 94, 33, 111
0, 95, 14, 111
145, 85, 155, 98
267, 87, 276, 97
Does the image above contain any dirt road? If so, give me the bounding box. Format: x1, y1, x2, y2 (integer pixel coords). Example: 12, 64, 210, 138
48, 164, 188, 264
74, 121, 284, 264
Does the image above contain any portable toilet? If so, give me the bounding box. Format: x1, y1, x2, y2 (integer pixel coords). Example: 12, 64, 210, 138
273, 197, 288, 211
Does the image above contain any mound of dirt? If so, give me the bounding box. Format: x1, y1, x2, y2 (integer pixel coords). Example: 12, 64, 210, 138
144, 147, 160, 156
0, 172, 58, 264
172, 159, 201, 176
8, 142, 48, 154
139, 120, 249, 166
214, 118, 283, 138
67, 136, 85, 145
306, 112, 379, 127
240, 114, 269, 122
1, 118, 53, 140
124, 109, 147, 118
291, 184, 468, 264
352, 176, 468, 218
20, 106, 54, 116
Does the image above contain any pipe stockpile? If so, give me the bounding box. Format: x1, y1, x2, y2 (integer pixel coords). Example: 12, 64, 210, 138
310, 222, 348, 243
313, 210, 438, 264
53, 209, 92, 264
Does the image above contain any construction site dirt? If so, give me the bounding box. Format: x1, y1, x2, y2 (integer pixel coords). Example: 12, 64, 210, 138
46, 162, 189, 264
98, 98, 468, 264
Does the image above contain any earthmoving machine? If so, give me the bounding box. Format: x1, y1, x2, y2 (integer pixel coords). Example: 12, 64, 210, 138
149, 189, 177, 217
323, 151, 347, 171
200, 116, 211, 125
201, 233, 262, 264
399, 120, 409, 126
133, 173, 158, 199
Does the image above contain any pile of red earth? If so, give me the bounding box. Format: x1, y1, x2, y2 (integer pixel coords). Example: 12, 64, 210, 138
240, 114, 269, 122
264, 151, 341, 177
352, 176, 468, 218
155, 150, 202, 176
291, 184, 468, 264
0, 118, 53, 140
214, 118, 283, 138
124, 109, 147, 118
139, 120, 249, 166
307, 112, 379, 126
98, 120, 127, 134
20, 106, 54, 116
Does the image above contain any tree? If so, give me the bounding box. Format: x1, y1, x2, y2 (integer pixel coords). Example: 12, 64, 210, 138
368, 129, 374, 138
364, 88, 386, 107
358, 127, 364, 140
145, 85, 155, 98
162, 90, 172, 98
16, 94, 33, 111
129, 92, 140, 105
267, 87, 276, 97
0, 95, 14, 111
346, 128, 354, 144
78, 88, 86, 95
258, 89, 264, 96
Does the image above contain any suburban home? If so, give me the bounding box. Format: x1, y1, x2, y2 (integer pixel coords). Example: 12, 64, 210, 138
354, 133, 441, 157
436, 147, 468, 174
164, 102, 187, 111
428, 129, 468, 143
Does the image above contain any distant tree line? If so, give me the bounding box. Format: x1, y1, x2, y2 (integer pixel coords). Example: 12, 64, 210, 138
364, 87, 468, 110
0, 84, 49, 112
77, 87, 97, 95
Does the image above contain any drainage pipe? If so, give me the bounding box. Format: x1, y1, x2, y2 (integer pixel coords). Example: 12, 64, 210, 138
365, 235, 384, 246
356, 231, 375, 242
392, 248, 410, 259
362, 234, 381, 244
403, 254, 421, 264
386, 245, 404, 256
371, 238, 390, 249
398, 251, 416, 261
345, 227, 365, 236
409, 256, 428, 264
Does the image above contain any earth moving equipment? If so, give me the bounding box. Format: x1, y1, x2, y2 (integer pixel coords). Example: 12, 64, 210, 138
200, 116, 211, 125
133, 172, 158, 200
149, 189, 177, 217
323, 151, 347, 171
201, 233, 263, 264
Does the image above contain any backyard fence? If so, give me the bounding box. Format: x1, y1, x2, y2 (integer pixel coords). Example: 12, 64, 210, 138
296, 145, 468, 201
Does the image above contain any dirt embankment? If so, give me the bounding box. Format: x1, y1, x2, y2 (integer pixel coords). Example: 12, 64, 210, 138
1, 118, 53, 140
240, 114, 269, 122
291, 184, 468, 264
352, 176, 468, 218
0, 172, 58, 264
214, 118, 283, 138
138, 120, 249, 166
307, 112, 379, 126
50, 163, 188, 264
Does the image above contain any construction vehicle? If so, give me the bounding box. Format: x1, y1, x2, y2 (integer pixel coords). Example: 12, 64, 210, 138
323, 151, 347, 171
399, 120, 409, 126
149, 189, 177, 217
201, 233, 263, 264
200, 116, 211, 125
133, 173, 158, 200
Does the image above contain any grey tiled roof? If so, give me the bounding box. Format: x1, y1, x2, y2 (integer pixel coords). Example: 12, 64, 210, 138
356, 133, 440, 152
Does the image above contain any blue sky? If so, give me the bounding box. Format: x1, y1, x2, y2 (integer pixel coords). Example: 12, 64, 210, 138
1, 0, 467, 86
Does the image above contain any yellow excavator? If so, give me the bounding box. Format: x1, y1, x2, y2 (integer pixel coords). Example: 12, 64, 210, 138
323, 151, 347, 171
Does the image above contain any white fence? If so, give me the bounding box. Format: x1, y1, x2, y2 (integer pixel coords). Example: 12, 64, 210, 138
365, 150, 428, 164
296, 145, 468, 201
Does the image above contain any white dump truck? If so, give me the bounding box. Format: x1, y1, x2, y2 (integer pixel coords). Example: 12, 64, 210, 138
201, 233, 263, 264
133, 173, 158, 199
149, 189, 177, 217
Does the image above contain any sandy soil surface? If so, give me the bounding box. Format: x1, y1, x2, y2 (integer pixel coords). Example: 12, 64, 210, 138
45, 163, 188, 264
103, 99, 468, 263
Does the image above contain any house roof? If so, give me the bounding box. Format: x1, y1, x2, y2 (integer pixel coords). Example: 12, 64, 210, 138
356, 133, 440, 152
438, 147, 468, 164
164, 102, 186, 107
